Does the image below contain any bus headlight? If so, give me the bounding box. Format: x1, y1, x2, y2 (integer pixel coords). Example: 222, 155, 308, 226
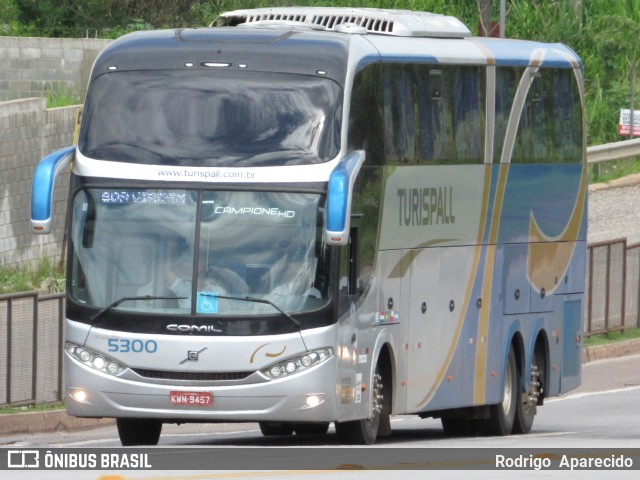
261, 348, 333, 379
65, 342, 126, 376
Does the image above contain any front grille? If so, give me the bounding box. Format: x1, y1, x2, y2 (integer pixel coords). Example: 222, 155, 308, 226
132, 368, 253, 382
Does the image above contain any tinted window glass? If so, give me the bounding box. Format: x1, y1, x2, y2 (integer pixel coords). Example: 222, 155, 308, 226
512, 68, 582, 164
349, 63, 485, 165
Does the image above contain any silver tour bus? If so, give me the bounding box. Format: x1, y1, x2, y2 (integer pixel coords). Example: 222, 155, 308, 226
31, 7, 586, 445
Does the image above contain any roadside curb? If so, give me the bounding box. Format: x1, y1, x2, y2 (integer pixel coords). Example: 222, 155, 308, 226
0, 409, 114, 436
589, 172, 640, 192
0, 340, 638, 436
582, 337, 640, 363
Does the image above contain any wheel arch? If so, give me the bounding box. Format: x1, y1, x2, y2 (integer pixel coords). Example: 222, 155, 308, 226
370, 330, 397, 412
372, 341, 395, 407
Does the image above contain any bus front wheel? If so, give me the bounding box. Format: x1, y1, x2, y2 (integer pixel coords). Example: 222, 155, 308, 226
335, 368, 385, 445
116, 418, 162, 446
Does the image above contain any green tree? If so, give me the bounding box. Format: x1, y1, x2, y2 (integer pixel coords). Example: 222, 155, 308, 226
593, 4, 640, 139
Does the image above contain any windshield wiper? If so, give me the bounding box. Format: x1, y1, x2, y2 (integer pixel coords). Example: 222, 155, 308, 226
90, 295, 187, 323
200, 294, 300, 328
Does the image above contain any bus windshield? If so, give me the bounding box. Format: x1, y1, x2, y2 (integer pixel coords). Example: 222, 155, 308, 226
69, 189, 330, 318
78, 70, 342, 166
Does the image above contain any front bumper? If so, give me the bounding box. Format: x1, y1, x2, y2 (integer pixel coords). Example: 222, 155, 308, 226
64, 353, 339, 422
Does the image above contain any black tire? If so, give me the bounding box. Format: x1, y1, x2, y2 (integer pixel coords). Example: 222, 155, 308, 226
441, 417, 475, 437
258, 421, 294, 436
335, 365, 385, 445
293, 422, 330, 436
513, 349, 544, 434
335, 415, 379, 445
478, 346, 517, 436
116, 418, 162, 446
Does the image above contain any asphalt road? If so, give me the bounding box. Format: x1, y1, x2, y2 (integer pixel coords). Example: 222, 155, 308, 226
2, 354, 639, 479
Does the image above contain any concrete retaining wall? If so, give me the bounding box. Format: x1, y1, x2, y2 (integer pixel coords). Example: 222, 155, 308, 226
0, 36, 111, 101
1, 36, 112, 269
0, 98, 78, 268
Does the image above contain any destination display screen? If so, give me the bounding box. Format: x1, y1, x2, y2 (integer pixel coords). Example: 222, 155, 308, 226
99, 190, 187, 205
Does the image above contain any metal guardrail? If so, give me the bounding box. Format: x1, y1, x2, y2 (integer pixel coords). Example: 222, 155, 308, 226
587, 138, 640, 164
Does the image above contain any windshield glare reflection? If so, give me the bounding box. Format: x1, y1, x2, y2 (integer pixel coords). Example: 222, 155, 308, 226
79, 70, 342, 166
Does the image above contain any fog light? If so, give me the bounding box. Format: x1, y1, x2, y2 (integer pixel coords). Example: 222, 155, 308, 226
306, 395, 321, 408
71, 389, 87, 403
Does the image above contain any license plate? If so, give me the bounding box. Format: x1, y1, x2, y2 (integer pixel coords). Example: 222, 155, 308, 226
169, 391, 213, 406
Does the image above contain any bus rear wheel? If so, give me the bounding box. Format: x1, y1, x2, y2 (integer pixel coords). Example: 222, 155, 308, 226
116, 418, 162, 446
513, 349, 544, 434
478, 346, 517, 436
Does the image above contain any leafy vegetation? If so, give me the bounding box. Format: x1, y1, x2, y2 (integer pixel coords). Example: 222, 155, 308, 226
44, 82, 82, 108
584, 327, 640, 347
0, 402, 65, 415
589, 158, 640, 184
2, 0, 640, 148
0, 258, 65, 294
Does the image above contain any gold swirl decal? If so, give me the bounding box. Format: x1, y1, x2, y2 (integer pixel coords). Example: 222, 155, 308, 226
526, 163, 587, 294
250, 344, 287, 364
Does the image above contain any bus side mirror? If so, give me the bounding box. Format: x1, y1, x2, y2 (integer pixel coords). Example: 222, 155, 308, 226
325, 150, 365, 246
31, 146, 75, 234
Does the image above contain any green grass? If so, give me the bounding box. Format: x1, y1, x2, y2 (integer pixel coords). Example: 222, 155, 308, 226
0, 402, 65, 415
584, 327, 640, 347
589, 157, 640, 184
44, 83, 82, 108
0, 258, 65, 295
